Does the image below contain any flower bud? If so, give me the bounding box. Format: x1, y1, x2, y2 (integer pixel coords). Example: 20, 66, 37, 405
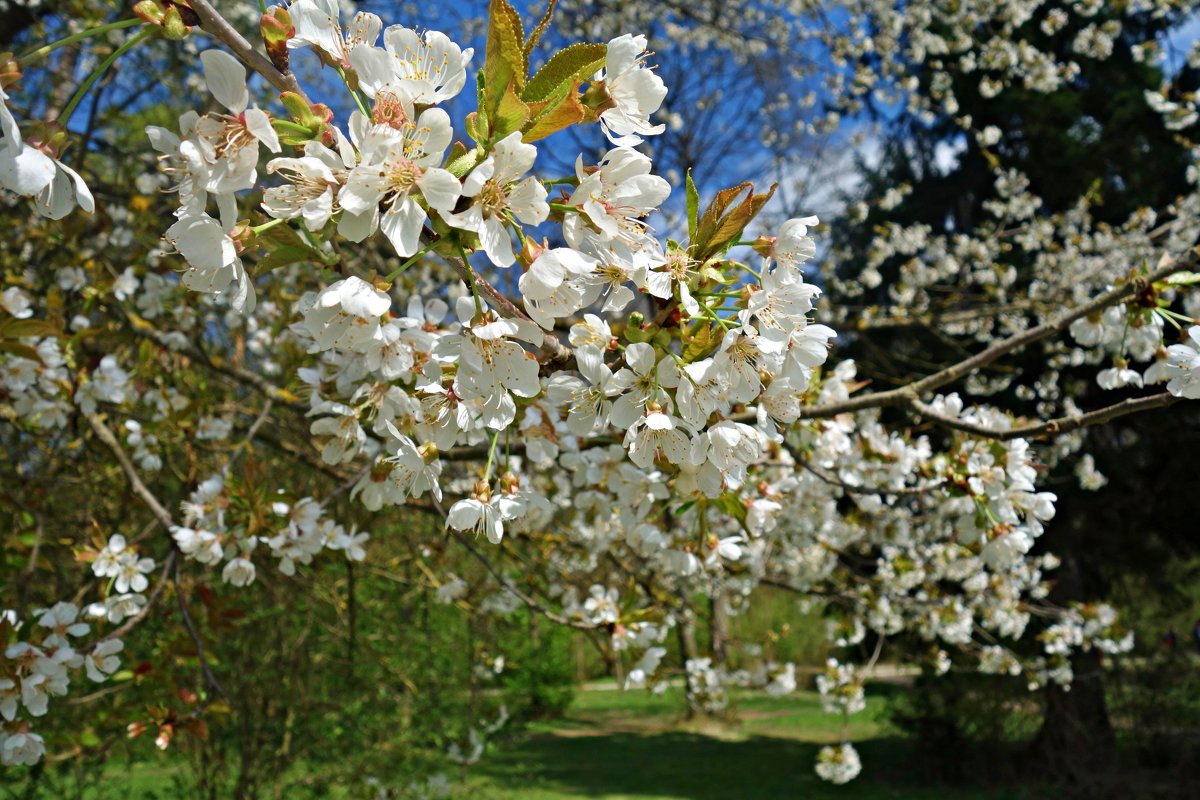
750, 234, 777, 260
161, 7, 192, 40
260, 7, 294, 74
517, 236, 548, 270
417, 442, 440, 464
134, 1, 196, 40
133, 0, 168, 25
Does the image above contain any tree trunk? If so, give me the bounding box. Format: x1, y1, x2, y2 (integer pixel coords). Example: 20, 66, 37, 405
676, 605, 703, 718
709, 588, 729, 668
1031, 545, 1117, 788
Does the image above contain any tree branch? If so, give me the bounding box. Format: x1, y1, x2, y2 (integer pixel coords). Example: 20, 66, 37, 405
794, 248, 1197, 419
448, 528, 597, 630
84, 411, 175, 529
909, 392, 1183, 442
189, 0, 309, 101
428, 232, 575, 365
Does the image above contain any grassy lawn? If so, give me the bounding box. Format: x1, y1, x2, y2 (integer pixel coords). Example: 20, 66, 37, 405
464, 683, 1037, 800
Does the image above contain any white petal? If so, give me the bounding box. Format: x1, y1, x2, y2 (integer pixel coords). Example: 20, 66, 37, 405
380, 196, 426, 257
447, 499, 483, 530
624, 341, 655, 375
0, 145, 55, 196
336, 206, 376, 241
243, 108, 280, 153
480, 216, 515, 267
201, 50, 249, 113
417, 167, 461, 211
166, 215, 236, 271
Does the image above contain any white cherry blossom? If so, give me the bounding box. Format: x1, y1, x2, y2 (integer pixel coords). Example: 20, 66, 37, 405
444, 133, 549, 267
594, 34, 668, 146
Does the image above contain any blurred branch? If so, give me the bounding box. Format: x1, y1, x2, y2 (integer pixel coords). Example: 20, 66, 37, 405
173, 557, 227, 701
85, 411, 175, 529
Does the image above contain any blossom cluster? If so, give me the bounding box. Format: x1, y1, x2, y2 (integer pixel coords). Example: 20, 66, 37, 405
1, 604, 124, 766
172, 474, 368, 586
0, 0, 1194, 785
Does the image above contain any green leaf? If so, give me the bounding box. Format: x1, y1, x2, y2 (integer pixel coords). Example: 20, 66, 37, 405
256, 246, 320, 272
523, 0, 558, 62
523, 43, 606, 104
446, 145, 484, 178
483, 0, 526, 130
0, 341, 42, 361
685, 169, 699, 242
1165, 271, 1200, 286
693, 181, 777, 260
464, 112, 482, 145
695, 183, 752, 250
682, 320, 717, 362
0, 316, 63, 340
673, 499, 697, 516
271, 118, 319, 146
491, 79, 532, 140
254, 224, 323, 272
714, 491, 748, 524
473, 70, 490, 143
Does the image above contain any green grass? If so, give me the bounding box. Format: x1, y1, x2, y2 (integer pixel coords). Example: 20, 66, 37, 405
467, 734, 1030, 800
464, 683, 1034, 800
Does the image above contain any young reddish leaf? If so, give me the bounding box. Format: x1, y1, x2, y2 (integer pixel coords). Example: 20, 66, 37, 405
523, 76, 589, 141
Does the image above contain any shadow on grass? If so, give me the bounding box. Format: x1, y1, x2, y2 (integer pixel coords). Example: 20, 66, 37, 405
472, 732, 1040, 800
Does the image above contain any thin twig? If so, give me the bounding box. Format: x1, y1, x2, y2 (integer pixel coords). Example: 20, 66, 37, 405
84, 551, 178, 652
173, 558, 227, 700
127, 321, 305, 409
743, 249, 1198, 421
427, 495, 596, 630
794, 455, 946, 496
321, 463, 371, 508
448, 528, 596, 630
228, 399, 275, 468
429, 233, 575, 365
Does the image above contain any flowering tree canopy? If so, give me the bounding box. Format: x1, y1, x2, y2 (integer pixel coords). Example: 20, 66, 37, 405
3, 0, 1200, 788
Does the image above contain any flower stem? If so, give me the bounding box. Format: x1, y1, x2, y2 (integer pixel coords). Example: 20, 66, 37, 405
59, 28, 155, 124
18, 18, 143, 66
337, 67, 370, 118
251, 218, 285, 235
457, 241, 484, 318
385, 243, 438, 282
484, 430, 501, 480
697, 300, 735, 329
1153, 307, 1182, 331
